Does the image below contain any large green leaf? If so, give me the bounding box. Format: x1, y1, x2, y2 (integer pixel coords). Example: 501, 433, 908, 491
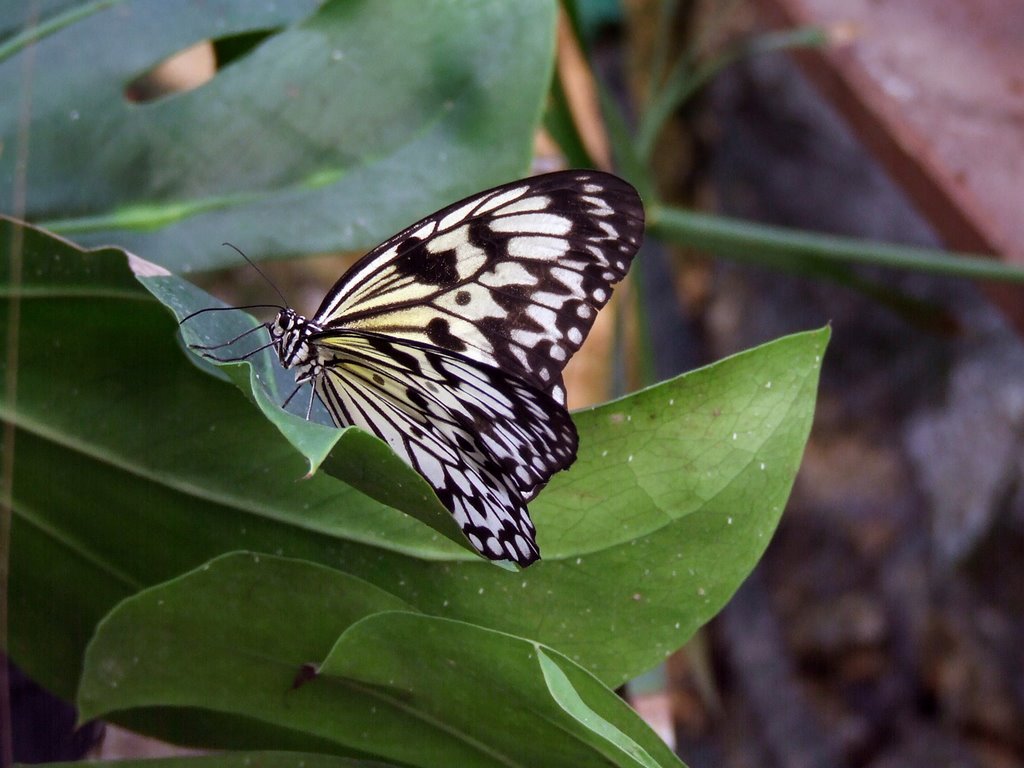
3, 219, 827, 715
0, 0, 556, 270
78, 553, 684, 767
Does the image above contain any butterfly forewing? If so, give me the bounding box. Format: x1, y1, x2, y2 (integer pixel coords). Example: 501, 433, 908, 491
311, 171, 644, 402
312, 331, 578, 564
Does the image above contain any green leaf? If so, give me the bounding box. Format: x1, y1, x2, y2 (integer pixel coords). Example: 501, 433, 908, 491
0, 0, 556, 271
650, 203, 1024, 283
537, 650, 661, 768
4, 219, 826, 721
79, 553, 684, 767
77, 553, 423, 756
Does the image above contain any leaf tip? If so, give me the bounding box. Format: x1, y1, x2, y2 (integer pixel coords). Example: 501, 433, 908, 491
127, 252, 171, 278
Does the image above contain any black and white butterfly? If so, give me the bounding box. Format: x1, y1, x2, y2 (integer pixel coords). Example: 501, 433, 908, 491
188, 170, 644, 566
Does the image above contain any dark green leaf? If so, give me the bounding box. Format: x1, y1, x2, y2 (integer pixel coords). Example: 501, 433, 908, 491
79, 553, 684, 767
4, 219, 826, 720
0, 0, 556, 271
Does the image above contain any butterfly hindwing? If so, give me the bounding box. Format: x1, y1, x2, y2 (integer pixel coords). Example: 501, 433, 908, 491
311, 170, 644, 402
312, 330, 578, 565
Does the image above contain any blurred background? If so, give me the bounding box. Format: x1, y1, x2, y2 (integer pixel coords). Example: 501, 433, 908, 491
5, 0, 1024, 766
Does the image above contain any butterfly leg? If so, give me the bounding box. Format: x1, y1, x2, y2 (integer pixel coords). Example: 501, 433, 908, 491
193, 338, 277, 364
305, 385, 316, 421
281, 382, 304, 410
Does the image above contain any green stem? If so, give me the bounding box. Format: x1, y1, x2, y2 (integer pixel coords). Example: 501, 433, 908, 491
543, 69, 596, 170
650, 203, 1024, 283
636, 26, 826, 163
629, 253, 658, 387
0, 0, 127, 64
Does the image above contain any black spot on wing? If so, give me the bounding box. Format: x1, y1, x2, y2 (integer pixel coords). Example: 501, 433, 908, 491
426, 317, 467, 352
393, 236, 459, 286
405, 386, 429, 411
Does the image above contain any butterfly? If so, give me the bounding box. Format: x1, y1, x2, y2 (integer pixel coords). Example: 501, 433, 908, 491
186, 170, 644, 566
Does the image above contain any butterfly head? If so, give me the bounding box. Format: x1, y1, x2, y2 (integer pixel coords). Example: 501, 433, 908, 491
269, 308, 322, 372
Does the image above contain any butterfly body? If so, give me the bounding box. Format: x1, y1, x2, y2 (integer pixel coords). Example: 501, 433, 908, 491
201, 171, 643, 566
269, 308, 323, 380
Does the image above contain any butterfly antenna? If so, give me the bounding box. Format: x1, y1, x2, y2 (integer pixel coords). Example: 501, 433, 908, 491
223, 242, 290, 308
179, 304, 284, 325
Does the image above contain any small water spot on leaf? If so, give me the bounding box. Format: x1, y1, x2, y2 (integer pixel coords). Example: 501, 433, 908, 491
697, 587, 706, 596
601, 449, 608, 457
669, 398, 675, 405
627, 454, 634, 462
765, 381, 772, 388
575, 557, 582, 565
732, 432, 738, 440
727, 516, 733, 525
69, 110, 79, 121
442, 599, 449, 607
674, 622, 680, 629
478, 587, 484, 594
330, 49, 344, 61
632, 593, 642, 601
760, 462, 766, 470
